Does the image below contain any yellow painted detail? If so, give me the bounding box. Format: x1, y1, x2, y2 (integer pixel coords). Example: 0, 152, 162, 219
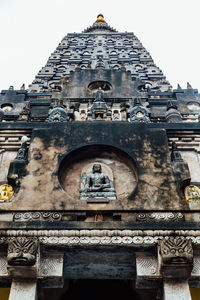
184, 185, 200, 203
20, 115, 28, 120
0, 288, 10, 300
53, 113, 60, 118
0, 184, 14, 202
190, 288, 200, 300
95, 14, 106, 23
136, 111, 144, 118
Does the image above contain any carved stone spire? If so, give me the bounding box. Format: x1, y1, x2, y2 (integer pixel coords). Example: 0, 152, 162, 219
83, 14, 117, 33
171, 142, 184, 162
187, 82, 193, 89
95, 57, 105, 70
20, 83, 25, 90
46, 99, 68, 123
130, 98, 150, 123
165, 100, 182, 123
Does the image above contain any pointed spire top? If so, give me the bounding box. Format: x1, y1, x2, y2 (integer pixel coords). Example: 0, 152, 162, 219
20, 83, 25, 90
177, 83, 182, 89
83, 14, 116, 33
187, 82, 193, 89
95, 14, 106, 24
165, 100, 182, 123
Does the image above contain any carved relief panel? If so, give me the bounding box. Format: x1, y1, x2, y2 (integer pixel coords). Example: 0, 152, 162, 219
7, 237, 38, 266
80, 162, 116, 200
59, 145, 137, 205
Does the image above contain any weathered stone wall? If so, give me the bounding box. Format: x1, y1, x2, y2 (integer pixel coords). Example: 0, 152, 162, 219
2, 123, 190, 210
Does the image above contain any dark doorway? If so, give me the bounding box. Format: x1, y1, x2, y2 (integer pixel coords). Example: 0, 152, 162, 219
60, 280, 140, 300
39, 279, 157, 300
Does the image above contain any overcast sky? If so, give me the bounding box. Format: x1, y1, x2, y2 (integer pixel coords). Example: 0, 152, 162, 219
0, 0, 200, 91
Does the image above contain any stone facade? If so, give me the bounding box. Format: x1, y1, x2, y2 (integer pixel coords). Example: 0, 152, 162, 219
0, 14, 200, 300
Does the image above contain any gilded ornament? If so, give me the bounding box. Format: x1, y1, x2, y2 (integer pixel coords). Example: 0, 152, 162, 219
95, 14, 106, 23
184, 185, 200, 203
0, 184, 14, 202
136, 111, 144, 118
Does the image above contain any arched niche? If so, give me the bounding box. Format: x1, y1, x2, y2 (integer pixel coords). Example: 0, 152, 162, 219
58, 145, 138, 202
88, 81, 112, 93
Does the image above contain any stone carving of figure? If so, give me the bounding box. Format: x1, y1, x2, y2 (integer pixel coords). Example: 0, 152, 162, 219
184, 185, 200, 203
80, 163, 116, 200
7, 237, 38, 266
15, 136, 29, 162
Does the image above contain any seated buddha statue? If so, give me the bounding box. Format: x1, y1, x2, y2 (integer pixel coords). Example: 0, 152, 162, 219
80, 163, 116, 200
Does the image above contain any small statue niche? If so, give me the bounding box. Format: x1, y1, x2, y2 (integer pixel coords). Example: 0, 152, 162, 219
46, 99, 68, 123
80, 109, 87, 121
7, 136, 29, 190
18, 101, 31, 121
184, 185, 200, 203
80, 163, 116, 200
88, 88, 111, 120
130, 98, 150, 123
112, 109, 121, 121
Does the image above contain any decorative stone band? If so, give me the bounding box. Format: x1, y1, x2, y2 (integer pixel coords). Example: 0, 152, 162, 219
12, 212, 185, 222
0, 230, 199, 246
136, 212, 184, 221
13, 212, 61, 221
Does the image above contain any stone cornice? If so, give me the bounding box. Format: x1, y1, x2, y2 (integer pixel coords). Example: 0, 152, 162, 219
0, 230, 200, 246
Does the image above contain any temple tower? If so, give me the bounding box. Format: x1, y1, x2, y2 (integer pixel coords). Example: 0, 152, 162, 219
0, 14, 200, 300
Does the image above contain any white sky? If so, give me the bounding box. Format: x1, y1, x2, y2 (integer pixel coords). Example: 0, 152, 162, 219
0, 0, 200, 91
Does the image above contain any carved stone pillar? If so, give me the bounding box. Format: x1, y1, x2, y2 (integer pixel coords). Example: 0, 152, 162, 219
159, 237, 193, 300
7, 237, 39, 300
9, 280, 37, 300
163, 279, 191, 300
159, 236, 193, 278
6, 236, 64, 297
136, 253, 160, 288
7, 237, 39, 278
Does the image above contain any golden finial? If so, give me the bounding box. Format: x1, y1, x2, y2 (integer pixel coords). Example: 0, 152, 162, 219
95, 14, 106, 23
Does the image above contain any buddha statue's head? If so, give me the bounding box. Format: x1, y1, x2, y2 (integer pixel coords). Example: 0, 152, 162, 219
92, 163, 102, 173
